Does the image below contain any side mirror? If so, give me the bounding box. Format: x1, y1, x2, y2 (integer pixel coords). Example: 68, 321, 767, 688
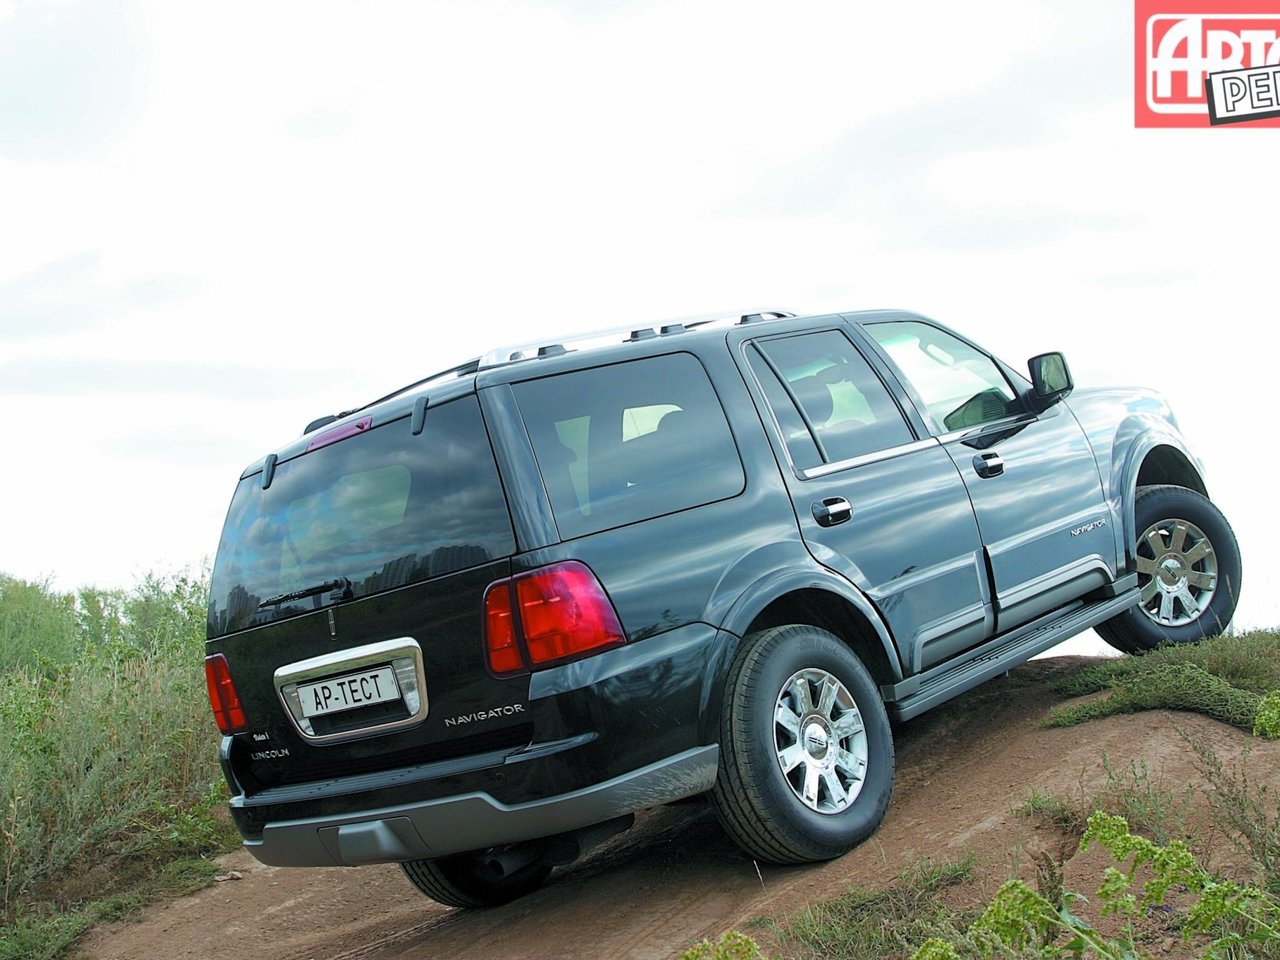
1027, 352, 1073, 411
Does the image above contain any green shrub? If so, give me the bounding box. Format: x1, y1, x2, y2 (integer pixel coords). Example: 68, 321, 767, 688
1256, 692, 1280, 740
0, 576, 79, 673
0, 570, 228, 940
910, 813, 1280, 960
1047, 661, 1263, 731
1053, 631, 1280, 700
680, 931, 767, 960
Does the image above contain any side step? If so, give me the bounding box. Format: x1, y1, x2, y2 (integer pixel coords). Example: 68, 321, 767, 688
883, 581, 1139, 722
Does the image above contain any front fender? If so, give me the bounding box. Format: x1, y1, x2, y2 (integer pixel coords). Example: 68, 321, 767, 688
1068, 387, 1207, 569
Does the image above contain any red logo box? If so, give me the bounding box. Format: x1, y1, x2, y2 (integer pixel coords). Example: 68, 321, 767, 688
1135, 0, 1280, 126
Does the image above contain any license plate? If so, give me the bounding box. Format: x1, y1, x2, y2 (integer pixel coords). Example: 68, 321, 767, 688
298, 666, 401, 719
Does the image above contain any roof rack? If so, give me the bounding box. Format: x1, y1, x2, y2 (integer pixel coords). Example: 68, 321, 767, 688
301, 309, 798, 435
477, 308, 796, 369
300, 358, 482, 435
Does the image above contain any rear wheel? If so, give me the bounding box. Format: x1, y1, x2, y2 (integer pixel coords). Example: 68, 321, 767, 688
1096, 484, 1241, 654
401, 851, 551, 908
711, 624, 894, 864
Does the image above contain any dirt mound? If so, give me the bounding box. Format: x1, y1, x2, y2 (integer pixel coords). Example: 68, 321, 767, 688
78, 658, 1279, 960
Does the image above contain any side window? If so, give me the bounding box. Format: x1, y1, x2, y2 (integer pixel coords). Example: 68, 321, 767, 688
513, 353, 745, 539
866, 321, 1020, 432
749, 330, 915, 469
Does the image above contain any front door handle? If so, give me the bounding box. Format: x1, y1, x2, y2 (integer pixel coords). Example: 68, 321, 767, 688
812, 497, 853, 527
973, 452, 1005, 478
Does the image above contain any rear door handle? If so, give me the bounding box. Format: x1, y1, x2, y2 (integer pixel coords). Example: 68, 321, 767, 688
812, 497, 853, 527
972, 452, 1004, 478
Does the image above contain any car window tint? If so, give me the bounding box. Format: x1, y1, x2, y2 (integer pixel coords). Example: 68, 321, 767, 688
208, 395, 515, 636
513, 353, 745, 539
750, 330, 914, 467
866, 321, 1020, 432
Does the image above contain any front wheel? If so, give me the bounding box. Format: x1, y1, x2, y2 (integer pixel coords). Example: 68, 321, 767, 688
711, 624, 894, 864
1096, 484, 1242, 654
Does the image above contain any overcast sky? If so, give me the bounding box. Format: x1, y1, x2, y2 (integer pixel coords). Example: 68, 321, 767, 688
1, 0, 1275, 643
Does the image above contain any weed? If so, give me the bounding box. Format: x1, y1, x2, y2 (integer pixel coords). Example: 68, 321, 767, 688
1097, 754, 1193, 844
1017, 753, 1191, 845
1187, 733, 1280, 898
911, 813, 1280, 960
1032, 850, 1065, 911
1015, 787, 1086, 834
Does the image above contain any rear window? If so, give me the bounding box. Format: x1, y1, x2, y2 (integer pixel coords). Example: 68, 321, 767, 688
512, 353, 745, 540
208, 395, 515, 636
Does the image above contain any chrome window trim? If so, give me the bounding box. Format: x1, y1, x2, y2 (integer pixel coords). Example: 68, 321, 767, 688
800, 437, 940, 479
935, 413, 1038, 445
275, 637, 428, 745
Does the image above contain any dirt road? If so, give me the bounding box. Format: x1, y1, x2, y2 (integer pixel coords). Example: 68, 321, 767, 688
79, 658, 1274, 959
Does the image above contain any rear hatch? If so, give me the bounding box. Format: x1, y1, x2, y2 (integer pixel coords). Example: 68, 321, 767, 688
206, 391, 527, 794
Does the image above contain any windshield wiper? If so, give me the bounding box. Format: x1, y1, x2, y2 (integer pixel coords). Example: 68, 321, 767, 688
259, 577, 353, 608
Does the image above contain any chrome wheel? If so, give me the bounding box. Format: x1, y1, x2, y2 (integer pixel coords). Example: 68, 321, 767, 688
773, 668, 868, 815
1135, 517, 1217, 627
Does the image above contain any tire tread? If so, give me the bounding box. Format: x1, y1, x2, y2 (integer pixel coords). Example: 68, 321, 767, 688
711, 624, 893, 865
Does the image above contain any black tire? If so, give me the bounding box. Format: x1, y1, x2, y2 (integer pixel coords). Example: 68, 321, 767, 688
1096, 484, 1241, 654
400, 851, 552, 909
710, 624, 894, 864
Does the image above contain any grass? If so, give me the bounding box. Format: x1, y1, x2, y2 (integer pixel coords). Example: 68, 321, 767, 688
1046, 631, 1280, 733
768, 857, 981, 960
0, 570, 233, 959
1054, 630, 1280, 699
1015, 754, 1193, 845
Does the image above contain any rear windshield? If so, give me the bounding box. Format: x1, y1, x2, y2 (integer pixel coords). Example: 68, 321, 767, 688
208, 395, 514, 637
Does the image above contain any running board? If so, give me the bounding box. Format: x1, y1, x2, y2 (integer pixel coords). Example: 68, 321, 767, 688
883, 581, 1139, 722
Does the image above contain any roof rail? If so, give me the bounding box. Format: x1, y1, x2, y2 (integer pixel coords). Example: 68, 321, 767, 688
302, 308, 798, 434
477, 308, 796, 370
300, 358, 482, 435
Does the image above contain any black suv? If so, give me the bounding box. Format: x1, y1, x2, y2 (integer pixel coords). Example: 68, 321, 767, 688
205, 308, 1241, 907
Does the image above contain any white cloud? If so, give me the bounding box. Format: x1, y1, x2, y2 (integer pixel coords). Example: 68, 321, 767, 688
0, 0, 1274, 635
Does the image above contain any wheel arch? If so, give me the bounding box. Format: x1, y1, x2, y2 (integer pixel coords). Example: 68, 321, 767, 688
1121, 440, 1209, 567
699, 571, 902, 744
742, 589, 900, 689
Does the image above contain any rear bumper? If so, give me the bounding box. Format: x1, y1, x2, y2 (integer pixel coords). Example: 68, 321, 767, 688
243, 744, 719, 867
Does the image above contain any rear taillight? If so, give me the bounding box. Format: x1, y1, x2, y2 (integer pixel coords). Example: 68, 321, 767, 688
205, 653, 248, 734
483, 561, 625, 676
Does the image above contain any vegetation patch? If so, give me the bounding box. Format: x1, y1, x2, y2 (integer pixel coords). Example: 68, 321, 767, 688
1046, 632, 1280, 734
1187, 735, 1280, 898
913, 812, 1280, 960
0, 571, 233, 959
1053, 631, 1280, 700
1016, 753, 1193, 845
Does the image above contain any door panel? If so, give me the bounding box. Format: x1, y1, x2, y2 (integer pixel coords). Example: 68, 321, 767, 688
736, 324, 993, 672
942, 412, 1116, 628
862, 320, 1116, 632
